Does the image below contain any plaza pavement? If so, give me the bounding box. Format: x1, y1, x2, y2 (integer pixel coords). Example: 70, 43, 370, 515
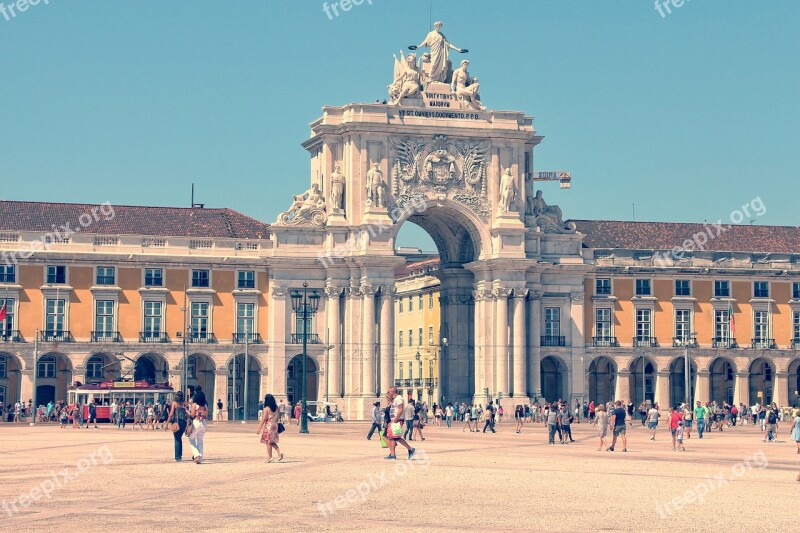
0, 418, 797, 532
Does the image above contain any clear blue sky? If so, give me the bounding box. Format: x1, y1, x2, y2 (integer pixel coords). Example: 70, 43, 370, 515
1, 1, 798, 250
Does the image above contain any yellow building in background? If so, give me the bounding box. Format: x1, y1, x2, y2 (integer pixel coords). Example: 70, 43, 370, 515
393, 258, 442, 405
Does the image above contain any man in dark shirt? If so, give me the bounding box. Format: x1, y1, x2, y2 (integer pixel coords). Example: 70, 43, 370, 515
483, 402, 496, 433
609, 400, 628, 452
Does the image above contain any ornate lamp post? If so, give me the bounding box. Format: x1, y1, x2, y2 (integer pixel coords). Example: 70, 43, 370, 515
291, 281, 320, 435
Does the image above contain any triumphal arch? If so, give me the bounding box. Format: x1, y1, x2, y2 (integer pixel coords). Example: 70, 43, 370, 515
269, 23, 586, 418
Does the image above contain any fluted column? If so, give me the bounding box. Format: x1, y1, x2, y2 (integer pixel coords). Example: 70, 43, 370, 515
695, 371, 709, 404
325, 286, 342, 398
734, 372, 749, 406
529, 291, 542, 398
379, 286, 394, 396
473, 289, 486, 399
495, 288, 511, 396
615, 370, 631, 402
512, 290, 527, 398
362, 285, 377, 397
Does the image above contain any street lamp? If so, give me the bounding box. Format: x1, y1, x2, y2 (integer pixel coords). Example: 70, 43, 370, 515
290, 281, 320, 435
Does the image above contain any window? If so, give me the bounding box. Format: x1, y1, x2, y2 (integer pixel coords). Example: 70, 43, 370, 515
0, 265, 14, 283
714, 310, 730, 341
753, 281, 769, 298
187, 356, 197, 380
399, 364, 403, 381
428, 293, 434, 309
96, 266, 115, 285
428, 359, 434, 379
398, 331, 403, 348
408, 329, 413, 347
635, 279, 651, 296
793, 283, 800, 300
46, 265, 66, 284
428, 326, 434, 346
675, 309, 691, 341
191, 269, 210, 288
144, 268, 163, 287
544, 307, 560, 337
0, 298, 14, 337
418, 327, 423, 346
408, 296, 413, 312
595, 278, 611, 295
38, 355, 55, 378
753, 311, 769, 341
0, 356, 6, 379
191, 302, 210, 339
675, 279, 691, 296
237, 270, 255, 289
595, 308, 611, 339
45, 299, 66, 333
86, 356, 104, 380
237, 302, 255, 338
794, 312, 800, 341
95, 300, 115, 335
143, 301, 162, 338
635, 309, 652, 341
398, 299, 403, 313
293, 303, 317, 339
714, 280, 730, 297
418, 294, 423, 311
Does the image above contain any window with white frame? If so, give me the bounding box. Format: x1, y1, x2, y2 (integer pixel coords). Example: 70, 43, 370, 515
237, 270, 255, 289
96, 266, 115, 285
143, 301, 162, 338
45, 299, 66, 333
0, 356, 6, 379
398, 330, 403, 348
714, 310, 730, 342
675, 279, 691, 296
86, 355, 104, 380
0, 298, 14, 337
418, 294, 423, 311
428, 293, 434, 309
595, 278, 611, 295
428, 326, 434, 346
753, 311, 769, 341
399, 364, 403, 380
46, 265, 66, 284
635, 309, 652, 341
793, 283, 800, 300
635, 279, 651, 296
418, 327, 423, 346
144, 268, 163, 287
408, 296, 413, 312
191, 269, 210, 288
38, 355, 56, 378
407, 361, 412, 379
292, 303, 317, 339
428, 359, 434, 379
714, 280, 730, 297
544, 307, 560, 337
753, 281, 769, 298
94, 300, 115, 337
0, 265, 15, 283
398, 299, 403, 313
408, 329, 412, 347
191, 302, 210, 339
675, 309, 691, 342
237, 302, 255, 339
595, 308, 611, 339
794, 312, 800, 341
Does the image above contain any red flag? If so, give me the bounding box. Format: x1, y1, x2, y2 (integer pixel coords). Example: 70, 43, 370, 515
728, 301, 735, 336
0, 303, 6, 321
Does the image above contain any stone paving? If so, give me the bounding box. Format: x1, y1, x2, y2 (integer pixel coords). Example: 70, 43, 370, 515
0, 418, 797, 532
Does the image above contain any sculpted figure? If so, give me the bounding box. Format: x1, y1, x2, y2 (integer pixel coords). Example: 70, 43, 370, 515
532, 189, 562, 223
451, 60, 485, 111
366, 163, 382, 206
410, 21, 467, 83
388, 53, 422, 105
295, 183, 325, 219
375, 178, 386, 208
498, 168, 517, 213
330, 165, 345, 211
278, 183, 328, 226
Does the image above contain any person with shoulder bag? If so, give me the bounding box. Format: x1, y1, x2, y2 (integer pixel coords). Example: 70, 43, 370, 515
256, 394, 284, 463
189, 388, 209, 463
164, 391, 188, 462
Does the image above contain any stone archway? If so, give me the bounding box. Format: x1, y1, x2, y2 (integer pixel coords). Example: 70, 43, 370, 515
588, 356, 616, 405
540, 355, 566, 402
669, 357, 697, 408
0, 352, 22, 406
134, 353, 168, 384
287, 354, 318, 415
36, 352, 73, 403
84, 352, 120, 383
629, 356, 656, 406
749, 357, 774, 405
227, 353, 261, 420
789, 359, 800, 408
709, 357, 736, 405
186, 353, 215, 409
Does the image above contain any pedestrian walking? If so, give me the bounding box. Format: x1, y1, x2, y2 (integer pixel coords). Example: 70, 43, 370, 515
216, 399, 224, 422
595, 403, 609, 451
367, 401, 383, 440
546, 404, 559, 444
188, 388, 208, 463
791, 409, 800, 455
668, 406, 684, 451
647, 403, 660, 440
609, 400, 627, 452
165, 391, 188, 462
384, 387, 414, 460
560, 403, 574, 443
683, 404, 693, 438
403, 399, 416, 440
256, 394, 284, 463
675, 421, 686, 451
482, 402, 496, 433
514, 405, 524, 433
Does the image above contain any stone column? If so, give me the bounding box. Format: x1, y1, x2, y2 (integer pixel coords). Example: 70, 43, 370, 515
656, 371, 670, 408
362, 285, 377, 398
695, 371, 709, 404
569, 291, 585, 402
326, 286, 342, 398
472, 289, 487, 400
615, 370, 631, 402
512, 290, 527, 398
20, 369, 33, 403
344, 285, 362, 396
529, 292, 542, 398
169, 370, 183, 398
214, 370, 228, 420
495, 288, 511, 396
379, 287, 394, 396
734, 372, 749, 406
774, 372, 788, 407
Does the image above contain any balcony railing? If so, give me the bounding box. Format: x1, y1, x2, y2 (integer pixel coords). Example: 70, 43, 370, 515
751, 338, 777, 349
792, 339, 800, 350
592, 336, 619, 347
673, 336, 698, 348
41, 330, 72, 342
289, 333, 321, 344
188, 332, 217, 344
394, 379, 403, 387
413, 378, 423, 387
403, 379, 411, 388
1, 330, 21, 342
424, 378, 438, 388
712, 337, 738, 349
541, 335, 566, 347
139, 331, 169, 343
233, 332, 263, 344
95, 276, 116, 285
633, 337, 659, 348
91, 331, 122, 342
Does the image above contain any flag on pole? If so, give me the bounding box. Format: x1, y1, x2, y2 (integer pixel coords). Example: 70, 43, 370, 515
728, 301, 736, 337
0, 301, 6, 321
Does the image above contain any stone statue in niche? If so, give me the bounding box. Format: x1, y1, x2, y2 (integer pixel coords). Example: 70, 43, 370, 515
531, 189, 576, 234
409, 21, 468, 84
374, 177, 386, 208
388, 52, 422, 105
366, 163, 383, 207
329, 165, 345, 213
497, 168, 517, 214
451, 60, 485, 111
277, 183, 327, 227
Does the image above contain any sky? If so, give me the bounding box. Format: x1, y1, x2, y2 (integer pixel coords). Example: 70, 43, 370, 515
1, 0, 798, 250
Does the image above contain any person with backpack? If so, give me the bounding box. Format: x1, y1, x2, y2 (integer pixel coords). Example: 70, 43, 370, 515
647, 403, 660, 440
765, 405, 779, 442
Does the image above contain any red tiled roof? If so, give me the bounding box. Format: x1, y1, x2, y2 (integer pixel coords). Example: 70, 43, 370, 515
571, 220, 800, 254
0, 201, 270, 239
395, 258, 440, 278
